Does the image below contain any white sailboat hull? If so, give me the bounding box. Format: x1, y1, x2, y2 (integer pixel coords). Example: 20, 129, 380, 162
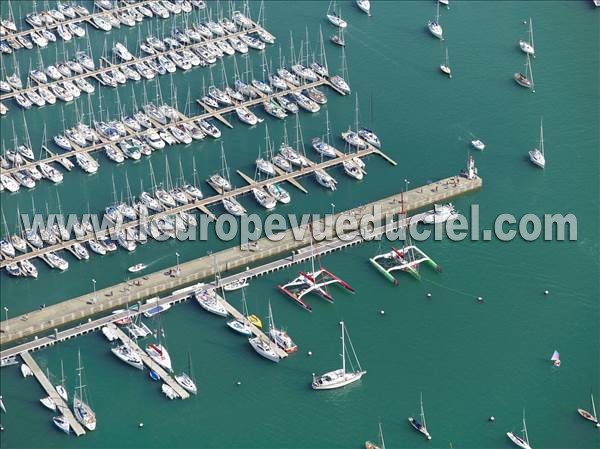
312, 369, 366, 390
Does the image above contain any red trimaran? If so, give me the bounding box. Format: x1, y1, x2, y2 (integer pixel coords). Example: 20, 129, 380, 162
278, 222, 354, 311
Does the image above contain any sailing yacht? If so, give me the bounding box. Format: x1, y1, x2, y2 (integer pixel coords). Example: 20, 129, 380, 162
208, 143, 233, 193
514, 54, 534, 90
175, 353, 197, 395
312, 322, 365, 389
55, 361, 68, 401
506, 410, 532, 449
111, 344, 144, 370
408, 393, 432, 440
440, 48, 452, 78
226, 288, 253, 336
519, 18, 535, 56
146, 338, 173, 373
73, 350, 96, 431
52, 415, 70, 434
577, 393, 599, 426
265, 183, 291, 204
365, 422, 386, 449
428, 2, 444, 40
268, 301, 297, 353
315, 169, 338, 191
253, 188, 277, 209
356, 0, 371, 15
528, 118, 545, 169
222, 196, 247, 216
249, 336, 281, 363
195, 288, 229, 317
327, 2, 348, 28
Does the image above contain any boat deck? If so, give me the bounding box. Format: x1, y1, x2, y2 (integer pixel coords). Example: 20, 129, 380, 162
112, 327, 190, 400
20, 351, 86, 436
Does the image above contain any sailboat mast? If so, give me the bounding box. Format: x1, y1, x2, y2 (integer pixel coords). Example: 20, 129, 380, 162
421, 393, 427, 429
341, 321, 346, 375
529, 18, 534, 49
522, 409, 529, 445
539, 118, 544, 156
592, 393, 597, 419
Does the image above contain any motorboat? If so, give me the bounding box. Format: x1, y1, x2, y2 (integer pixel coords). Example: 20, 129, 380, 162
471, 139, 485, 151
423, 203, 458, 224
252, 188, 277, 209
265, 183, 291, 204
162, 384, 179, 400
53, 415, 70, 434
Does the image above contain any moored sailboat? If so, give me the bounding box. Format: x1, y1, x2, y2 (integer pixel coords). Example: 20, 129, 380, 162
408, 393, 432, 440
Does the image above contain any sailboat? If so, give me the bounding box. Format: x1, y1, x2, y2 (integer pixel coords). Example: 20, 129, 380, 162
73, 350, 96, 431
365, 421, 386, 449
577, 393, 599, 426
226, 288, 254, 336
440, 48, 452, 78
507, 410, 532, 449
207, 143, 233, 193
550, 349, 560, 366
408, 393, 432, 439
427, 2, 444, 40
356, 0, 371, 15
514, 54, 534, 90
52, 415, 70, 434
519, 18, 535, 56
268, 301, 298, 353
312, 321, 366, 390
146, 325, 173, 372
175, 352, 198, 395
331, 27, 345, 47
326, 1, 347, 28
528, 118, 545, 169
55, 361, 68, 401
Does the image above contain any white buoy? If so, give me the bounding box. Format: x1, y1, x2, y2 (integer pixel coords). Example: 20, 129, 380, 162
380, 310, 385, 315
236, 381, 242, 386
477, 296, 484, 302
426, 293, 432, 298
489, 416, 495, 422
544, 290, 549, 295
139, 422, 144, 428
307, 350, 313, 356
596, 422, 600, 428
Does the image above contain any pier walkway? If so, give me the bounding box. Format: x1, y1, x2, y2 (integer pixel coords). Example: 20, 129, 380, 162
20, 351, 86, 436
112, 327, 190, 399
0, 174, 482, 349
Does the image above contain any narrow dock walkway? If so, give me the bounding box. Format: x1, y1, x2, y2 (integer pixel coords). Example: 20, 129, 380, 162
112, 327, 190, 400
20, 351, 86, 436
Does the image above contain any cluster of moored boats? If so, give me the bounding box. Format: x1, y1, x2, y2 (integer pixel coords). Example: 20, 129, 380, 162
0, 8, 268, 116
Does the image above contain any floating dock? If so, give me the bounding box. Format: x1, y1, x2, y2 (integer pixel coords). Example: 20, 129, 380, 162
0, 174, 482, 348
111, 327, 190, 400
20, 351, 86, 436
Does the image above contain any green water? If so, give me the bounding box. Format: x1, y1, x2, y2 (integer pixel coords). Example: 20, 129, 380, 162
1, 1, 598, 448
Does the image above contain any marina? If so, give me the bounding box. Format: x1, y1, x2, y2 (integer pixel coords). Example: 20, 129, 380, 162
0, 1, 597, 448
1, 171, 481, 345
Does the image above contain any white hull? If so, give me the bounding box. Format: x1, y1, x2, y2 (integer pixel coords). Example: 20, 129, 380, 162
312, 369, 365, 390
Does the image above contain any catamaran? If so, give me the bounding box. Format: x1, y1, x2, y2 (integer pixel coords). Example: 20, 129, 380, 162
577, 393, 599, 426
519, 18, 535, 56
507, 410, 532, 449
528, 118, 545, 169
409, 393, 432, 440
312, 321, 366, 389
73, 350, 96, 431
